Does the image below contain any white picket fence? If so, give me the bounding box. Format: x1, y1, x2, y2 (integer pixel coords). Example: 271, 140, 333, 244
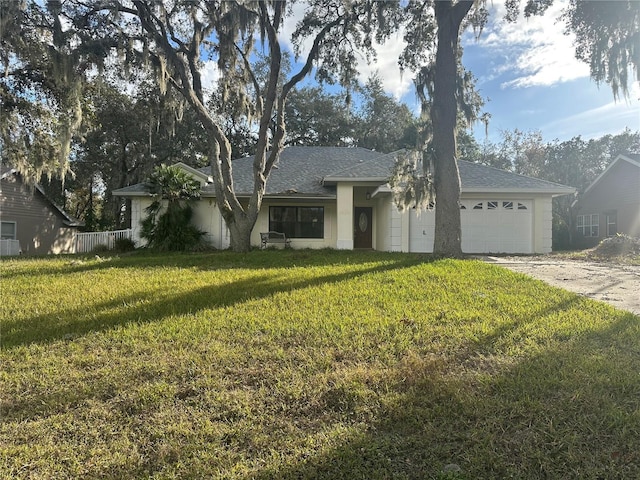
74, 229, 133, 253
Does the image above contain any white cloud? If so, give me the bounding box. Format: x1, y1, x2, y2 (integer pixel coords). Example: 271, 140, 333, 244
473, 0, 589, 89
356, 33, 414, 100
201, 60, 220, 89
281, 4, 413, 100
279, 1, 598, 101
542, 82, 640, 139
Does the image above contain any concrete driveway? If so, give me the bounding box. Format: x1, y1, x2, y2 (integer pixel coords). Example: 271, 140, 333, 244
484, 257, 640, 316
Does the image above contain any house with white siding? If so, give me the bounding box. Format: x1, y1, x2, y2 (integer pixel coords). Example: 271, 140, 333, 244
114, 146, 575, 254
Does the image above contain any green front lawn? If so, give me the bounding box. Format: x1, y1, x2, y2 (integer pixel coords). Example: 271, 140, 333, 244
2, 250, 639, 479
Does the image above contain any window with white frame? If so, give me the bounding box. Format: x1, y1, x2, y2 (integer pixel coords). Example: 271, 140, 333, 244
1, 221, 16, 240
577, 214, 599, 237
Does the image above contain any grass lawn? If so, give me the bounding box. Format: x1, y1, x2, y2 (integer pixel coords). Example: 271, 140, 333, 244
1, 250, 639, 479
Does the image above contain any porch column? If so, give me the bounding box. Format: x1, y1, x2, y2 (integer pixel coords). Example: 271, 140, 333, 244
336, 183, 354, 249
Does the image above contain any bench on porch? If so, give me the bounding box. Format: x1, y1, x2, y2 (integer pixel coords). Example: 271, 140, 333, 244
260, 231, 291, 249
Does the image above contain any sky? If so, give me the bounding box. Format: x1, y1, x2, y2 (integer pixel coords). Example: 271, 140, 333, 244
277, 0, 640, 145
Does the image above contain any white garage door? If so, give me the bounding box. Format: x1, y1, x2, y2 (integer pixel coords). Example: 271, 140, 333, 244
461, 200, 532, 253
408, 200, 533, 254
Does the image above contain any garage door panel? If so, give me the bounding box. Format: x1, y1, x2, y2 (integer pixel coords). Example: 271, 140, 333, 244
409, 200, 533, 254
461, 200, 532, 254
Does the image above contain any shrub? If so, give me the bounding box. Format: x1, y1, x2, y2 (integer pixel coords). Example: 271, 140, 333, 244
140, 164, 206, 251
92, 244, 109, 253
113, 237, 136, 252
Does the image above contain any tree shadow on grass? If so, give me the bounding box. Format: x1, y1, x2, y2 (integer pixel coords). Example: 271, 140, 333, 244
0, 249, 428, 279
2, 256, 419, 349
246, 310, 640, 480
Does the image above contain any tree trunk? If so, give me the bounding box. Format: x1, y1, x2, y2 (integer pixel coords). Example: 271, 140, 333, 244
227, 218, 253, 253
431, 1, 473, 258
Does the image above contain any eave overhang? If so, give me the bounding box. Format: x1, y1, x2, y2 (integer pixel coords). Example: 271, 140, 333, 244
321, 176, 389, 186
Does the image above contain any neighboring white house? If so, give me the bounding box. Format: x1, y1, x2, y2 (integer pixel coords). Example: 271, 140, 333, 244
114, 147, 575, 254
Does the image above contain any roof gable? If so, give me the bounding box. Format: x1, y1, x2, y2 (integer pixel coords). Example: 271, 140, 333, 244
582, 153, 640, 196
0, 168, 83, 227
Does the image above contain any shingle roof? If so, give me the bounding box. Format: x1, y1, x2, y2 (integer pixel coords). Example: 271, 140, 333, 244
322, 149, 574, 193
322, 150, 400, 181
113, 183, 149, 195
115, 146, 575, 198
200, 146, 383, 197
458, 160, 574, 192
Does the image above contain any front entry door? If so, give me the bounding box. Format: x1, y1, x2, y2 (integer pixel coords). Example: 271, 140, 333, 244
354, 207, 372, 249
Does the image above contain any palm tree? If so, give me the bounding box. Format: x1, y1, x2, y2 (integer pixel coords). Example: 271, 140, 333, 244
140, 165, 205, 251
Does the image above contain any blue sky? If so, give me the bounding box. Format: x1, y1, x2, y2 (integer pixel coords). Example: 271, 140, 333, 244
458, 2, 640, 144
277, 0, 640, 145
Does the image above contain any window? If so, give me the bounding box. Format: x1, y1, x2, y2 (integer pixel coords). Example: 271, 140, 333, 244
269, 206, 324, 238
577, 214, 599, 237
487, 201, 498, 210
473, 202, 483, 210
0, 221, 16, 240
606, 212, 617, 237
502, 201, 513, 210
517, 202, 528, 210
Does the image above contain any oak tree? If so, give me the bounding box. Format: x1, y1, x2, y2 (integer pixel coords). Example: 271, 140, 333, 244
397, 0, 639, 256
72, 0, 398, 252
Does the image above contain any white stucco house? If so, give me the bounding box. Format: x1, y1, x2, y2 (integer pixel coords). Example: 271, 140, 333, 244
114, 146, 575, 254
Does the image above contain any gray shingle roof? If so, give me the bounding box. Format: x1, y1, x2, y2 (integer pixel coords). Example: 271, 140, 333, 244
199, 146, 383, 197
322, 150, 400, 181
115, 146, 575, 198
113, 183, 149, 195
458, 160, 574, 192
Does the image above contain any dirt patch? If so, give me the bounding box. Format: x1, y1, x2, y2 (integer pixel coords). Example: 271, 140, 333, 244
484, 256, 640, 316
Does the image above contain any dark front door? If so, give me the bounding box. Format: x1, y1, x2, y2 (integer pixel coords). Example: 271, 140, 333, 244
354, 207, 372, 249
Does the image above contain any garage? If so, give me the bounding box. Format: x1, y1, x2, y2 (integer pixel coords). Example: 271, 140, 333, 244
408, 199, 534, 254
461, 199, 533, 253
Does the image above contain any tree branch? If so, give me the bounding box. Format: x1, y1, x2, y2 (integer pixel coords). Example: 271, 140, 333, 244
282, 15, 344, 97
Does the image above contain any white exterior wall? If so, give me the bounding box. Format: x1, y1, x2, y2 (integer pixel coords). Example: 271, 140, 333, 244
336, 184, 354, 250
130, 189, 556, 254
374, 196, 406, 252
375, 196, 391, 251
192, 198, 231, 249
130, 197, 153, 246
192, 198, 217, 247
130, 196, 230, 249
534, 196, 553, 254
